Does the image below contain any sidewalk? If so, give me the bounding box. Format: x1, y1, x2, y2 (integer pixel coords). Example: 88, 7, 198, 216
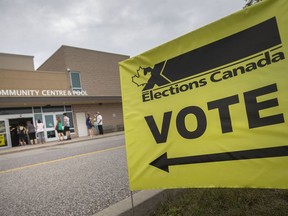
0, 131, 124, 156
93, 189, 182, 216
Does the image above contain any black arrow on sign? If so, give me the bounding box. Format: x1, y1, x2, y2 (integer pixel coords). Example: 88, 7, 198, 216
149, 145, 288, 173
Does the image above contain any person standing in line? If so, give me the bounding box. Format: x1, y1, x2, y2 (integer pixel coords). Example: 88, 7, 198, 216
36, 119, 45, 144
55, 117, 64, 141
27, 121, 37, 144
63, 113, 71, 140
18, 124, 27, 146
96, 112, 104, 135
86, 113, 93, 138
93, 114, 99, 135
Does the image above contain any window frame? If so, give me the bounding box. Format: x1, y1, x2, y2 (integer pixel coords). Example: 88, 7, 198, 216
69, 71, 82, 92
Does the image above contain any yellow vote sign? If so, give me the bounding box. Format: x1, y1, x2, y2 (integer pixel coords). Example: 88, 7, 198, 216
119, 0, 288, 190
0, 134, 5, 146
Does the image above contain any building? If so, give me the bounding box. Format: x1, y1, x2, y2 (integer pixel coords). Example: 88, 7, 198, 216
0, 46, 129, 148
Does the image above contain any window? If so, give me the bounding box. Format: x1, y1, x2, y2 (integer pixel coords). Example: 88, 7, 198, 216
33, 107, 42, 113
70, 71, 82, 91
34, 114, 42, 125
42, 106, 64, 113
0, 107, 32, 115
44, 115, 54, 128
64, 106, 72, 111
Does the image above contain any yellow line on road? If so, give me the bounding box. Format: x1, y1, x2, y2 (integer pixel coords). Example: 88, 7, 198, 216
0, 145, 125, 175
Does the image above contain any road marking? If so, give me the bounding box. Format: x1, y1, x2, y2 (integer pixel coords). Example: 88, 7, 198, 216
0, 145, 125, 174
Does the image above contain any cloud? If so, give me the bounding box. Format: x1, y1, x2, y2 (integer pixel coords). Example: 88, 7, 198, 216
0, 0, 244, 68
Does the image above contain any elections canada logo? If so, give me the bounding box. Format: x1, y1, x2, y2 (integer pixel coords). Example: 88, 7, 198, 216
132, 17, 285, 103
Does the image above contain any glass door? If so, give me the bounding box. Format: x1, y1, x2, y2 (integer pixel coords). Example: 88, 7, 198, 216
0, 119, 11, 148
44, 114, 58, 142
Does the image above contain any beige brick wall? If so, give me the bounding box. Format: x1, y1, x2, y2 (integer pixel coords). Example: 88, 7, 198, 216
0, 69, 70, 90
0, 53, 34, 71
37, 47, 66, 72
38, 46, 130, 97
72, 103, 124, 136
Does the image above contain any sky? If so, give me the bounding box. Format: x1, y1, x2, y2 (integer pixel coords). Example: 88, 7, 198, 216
0, 0, 245, 69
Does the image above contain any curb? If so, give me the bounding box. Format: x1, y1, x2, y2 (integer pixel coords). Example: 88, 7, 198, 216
93, 189, 182, 216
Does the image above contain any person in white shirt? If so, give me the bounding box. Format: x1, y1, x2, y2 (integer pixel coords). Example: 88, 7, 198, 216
96, 112, 104, 135
36, 119, 45, 144
93, 114, 99, 134
63, 113, 71, 140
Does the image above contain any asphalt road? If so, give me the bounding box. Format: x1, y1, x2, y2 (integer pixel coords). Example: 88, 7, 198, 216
0, 135, 130, 216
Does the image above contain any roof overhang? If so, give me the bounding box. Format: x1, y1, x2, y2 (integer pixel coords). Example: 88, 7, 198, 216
0, 96, 122, 108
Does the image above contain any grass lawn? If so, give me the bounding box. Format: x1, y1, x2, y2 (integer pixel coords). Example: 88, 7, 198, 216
150, 188, 288, 216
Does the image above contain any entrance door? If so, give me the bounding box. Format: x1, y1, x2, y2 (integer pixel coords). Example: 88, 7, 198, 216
0, 119, 11, 148
44, 114, 58, 142
76, 112, 88, 137
9, 117, 33, 146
